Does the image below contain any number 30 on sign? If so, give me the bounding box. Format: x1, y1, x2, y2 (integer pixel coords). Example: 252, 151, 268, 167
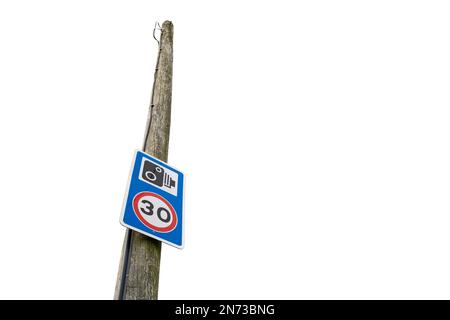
120, 150, 184, 249
133, 192, 177, 233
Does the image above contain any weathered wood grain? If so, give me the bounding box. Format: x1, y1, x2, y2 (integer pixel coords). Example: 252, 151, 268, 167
114, 20, 173, 300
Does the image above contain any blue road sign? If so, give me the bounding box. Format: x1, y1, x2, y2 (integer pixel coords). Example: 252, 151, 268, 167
120, 150, 184, 249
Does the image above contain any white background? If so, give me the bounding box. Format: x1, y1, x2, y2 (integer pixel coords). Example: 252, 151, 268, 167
0, 1, 450, 299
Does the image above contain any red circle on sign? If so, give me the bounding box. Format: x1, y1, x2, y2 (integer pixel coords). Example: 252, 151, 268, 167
133, 191, 178, 233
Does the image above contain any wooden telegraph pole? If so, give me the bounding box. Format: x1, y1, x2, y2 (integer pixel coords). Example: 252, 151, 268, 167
114, 20, 174, 300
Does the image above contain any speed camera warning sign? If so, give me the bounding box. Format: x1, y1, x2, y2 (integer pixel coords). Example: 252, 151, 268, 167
120, 150, 184, 248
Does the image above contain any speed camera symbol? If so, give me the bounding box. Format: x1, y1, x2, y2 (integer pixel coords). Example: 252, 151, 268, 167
140, 159, 177, 193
